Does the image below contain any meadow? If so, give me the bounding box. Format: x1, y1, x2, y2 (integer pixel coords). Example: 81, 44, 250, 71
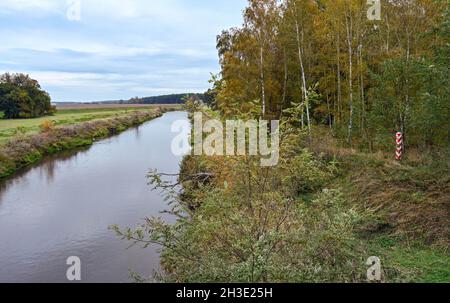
0, 104, 181, 145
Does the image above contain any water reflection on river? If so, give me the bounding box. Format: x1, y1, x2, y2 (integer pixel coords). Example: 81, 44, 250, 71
0, 111, 189, 283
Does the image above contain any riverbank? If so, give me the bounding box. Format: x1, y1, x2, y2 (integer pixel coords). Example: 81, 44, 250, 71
126, 106, 449, 283
168, 131, 449, 282
0, 104, 181, 145
0, 109, 168, 179
0, 111, 188, 282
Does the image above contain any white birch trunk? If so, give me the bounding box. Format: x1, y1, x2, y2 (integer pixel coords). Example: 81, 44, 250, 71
260, 46, 266, 118
345, 13, 354, 145
295, 19, 311, 140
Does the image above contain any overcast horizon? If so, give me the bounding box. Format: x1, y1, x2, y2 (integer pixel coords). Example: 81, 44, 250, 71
0, 0, 246, 102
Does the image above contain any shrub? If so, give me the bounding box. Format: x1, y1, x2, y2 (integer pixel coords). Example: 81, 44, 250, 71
39, 120, 55, 133
113, 134, 366, 282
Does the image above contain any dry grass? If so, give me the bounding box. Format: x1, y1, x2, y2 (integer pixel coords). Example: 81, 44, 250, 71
296, 127, 450, 247
351, 160, 449, 245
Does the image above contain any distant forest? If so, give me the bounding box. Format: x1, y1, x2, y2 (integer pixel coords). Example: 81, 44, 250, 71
84, 93, 205, 105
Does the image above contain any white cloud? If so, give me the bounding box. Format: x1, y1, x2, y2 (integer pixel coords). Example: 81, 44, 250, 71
84, 0, 185, 20
0, 0, 247, 101
0, 0, 61, 13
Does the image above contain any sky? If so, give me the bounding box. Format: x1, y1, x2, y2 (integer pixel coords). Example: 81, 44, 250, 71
0, 0, 247, 102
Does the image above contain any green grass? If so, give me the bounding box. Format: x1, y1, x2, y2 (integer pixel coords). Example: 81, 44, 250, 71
0, 106, 174, 145
367, 235, 450, 282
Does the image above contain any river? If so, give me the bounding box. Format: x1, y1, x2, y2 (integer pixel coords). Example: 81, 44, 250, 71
0, 111, 189, 283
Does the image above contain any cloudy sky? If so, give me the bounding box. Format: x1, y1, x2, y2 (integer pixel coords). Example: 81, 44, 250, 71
0, 0, 246, 102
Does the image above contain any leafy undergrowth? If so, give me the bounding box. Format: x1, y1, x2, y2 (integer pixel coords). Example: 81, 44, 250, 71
178, 138, 449, 282
114, 114, 448, 282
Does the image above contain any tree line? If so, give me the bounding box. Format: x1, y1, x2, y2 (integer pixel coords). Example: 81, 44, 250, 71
0, 73, 54, 119
130, 93, 205, 105
207, 0, 449, 150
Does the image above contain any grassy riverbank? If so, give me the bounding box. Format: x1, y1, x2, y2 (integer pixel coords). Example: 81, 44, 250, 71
0, 108, 170, 178
0, 104, 180, 146
168, 129, 449, 282
115, 106, 449, 283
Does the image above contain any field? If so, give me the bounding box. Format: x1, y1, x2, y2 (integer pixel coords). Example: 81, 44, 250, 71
54, 103, 180, 110
0, 104, 181, 145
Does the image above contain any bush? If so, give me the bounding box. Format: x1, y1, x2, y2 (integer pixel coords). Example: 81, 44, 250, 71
39, 120, 55, 133
113, 132, 366, 282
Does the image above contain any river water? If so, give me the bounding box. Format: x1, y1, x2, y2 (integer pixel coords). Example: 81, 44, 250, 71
0, 111, 189, 283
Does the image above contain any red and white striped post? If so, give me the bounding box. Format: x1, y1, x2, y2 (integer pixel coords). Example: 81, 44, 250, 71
396, 132, 403, 161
